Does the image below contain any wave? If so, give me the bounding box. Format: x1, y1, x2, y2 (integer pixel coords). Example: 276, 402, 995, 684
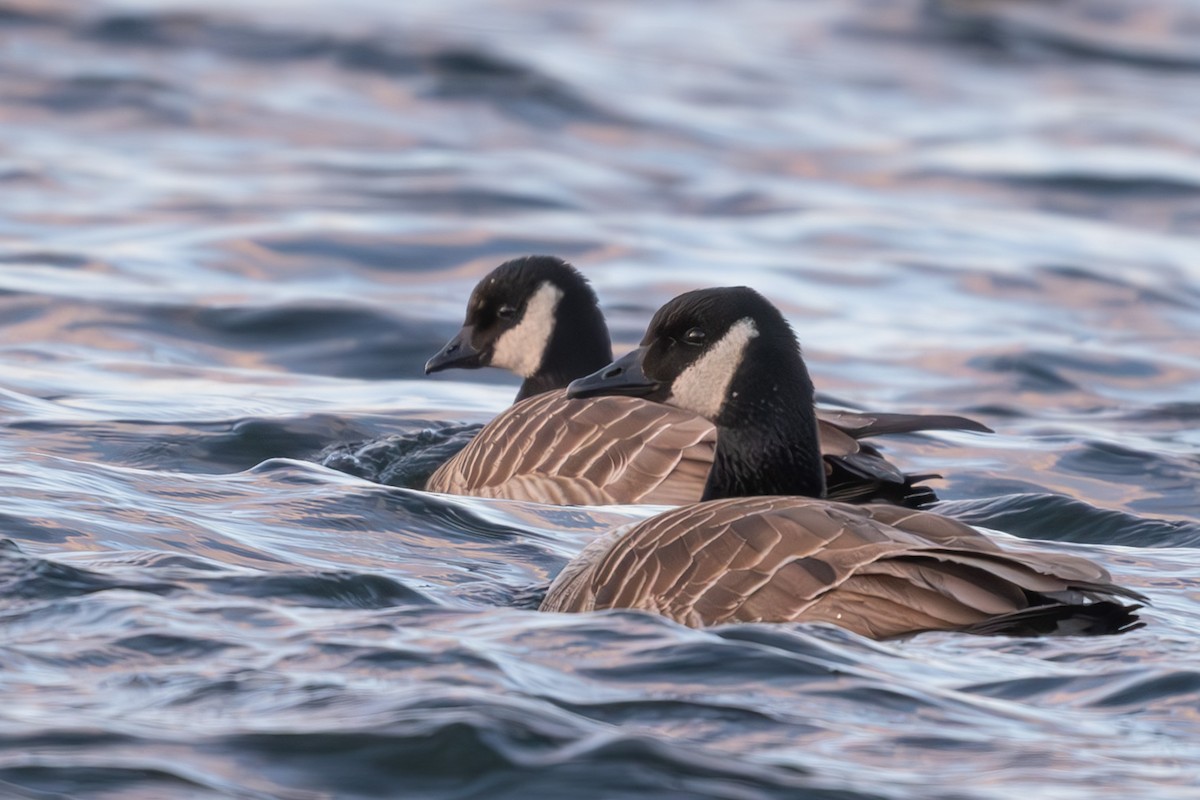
924, 0, 1200, 71
74, 8, 617, 126
320, 423, 481, 487
938, 493, 1200, 547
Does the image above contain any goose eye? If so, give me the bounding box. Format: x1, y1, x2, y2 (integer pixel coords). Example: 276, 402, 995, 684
496, 304, 517, 321
684, 327, 706, 346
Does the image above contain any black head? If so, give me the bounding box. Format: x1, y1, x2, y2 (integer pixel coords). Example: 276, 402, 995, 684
425, 256, 612, 398
569, 287, 825, 500
569, 287, 804, 426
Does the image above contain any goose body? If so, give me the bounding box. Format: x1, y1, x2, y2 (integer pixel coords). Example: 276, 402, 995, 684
541, 495, 1142, 637
425, 390, 714, 505
541, 287, 1143, 637
425, 256, 988, 506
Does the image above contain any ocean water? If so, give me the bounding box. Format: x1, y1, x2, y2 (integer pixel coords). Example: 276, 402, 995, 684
2, 1, 1199, 797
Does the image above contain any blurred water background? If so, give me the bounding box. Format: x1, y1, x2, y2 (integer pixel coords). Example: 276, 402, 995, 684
2, 0, 1199, 797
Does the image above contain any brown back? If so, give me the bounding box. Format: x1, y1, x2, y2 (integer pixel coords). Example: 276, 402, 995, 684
540, 497, 1140, 638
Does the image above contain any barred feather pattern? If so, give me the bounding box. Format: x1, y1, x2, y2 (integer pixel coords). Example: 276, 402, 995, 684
425, 390, 714, 505
540, 498, 1144, 638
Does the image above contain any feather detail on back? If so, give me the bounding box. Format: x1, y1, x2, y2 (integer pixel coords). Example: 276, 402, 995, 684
425, 390, 714, 505
540, 497, 1144, 638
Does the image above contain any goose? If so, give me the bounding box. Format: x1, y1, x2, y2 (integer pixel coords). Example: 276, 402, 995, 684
424, 256, 989, 507
540, 287, 1143, 637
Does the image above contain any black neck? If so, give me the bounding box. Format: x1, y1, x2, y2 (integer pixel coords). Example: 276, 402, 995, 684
515, 295, 612, 401
701, 358, 827, 501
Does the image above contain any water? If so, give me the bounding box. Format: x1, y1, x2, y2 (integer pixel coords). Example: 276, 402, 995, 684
2, 0, 1199, 797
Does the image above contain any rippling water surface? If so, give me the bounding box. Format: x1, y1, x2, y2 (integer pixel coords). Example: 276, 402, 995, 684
2, 1, 1199, 797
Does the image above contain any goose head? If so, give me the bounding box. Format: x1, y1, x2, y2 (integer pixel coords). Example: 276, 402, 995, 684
426, 256, 612, 400
568, 287, 805, 426
569, 287, 825, 499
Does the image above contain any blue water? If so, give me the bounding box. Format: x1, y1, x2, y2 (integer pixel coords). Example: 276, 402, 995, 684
2, 1, 1199, 797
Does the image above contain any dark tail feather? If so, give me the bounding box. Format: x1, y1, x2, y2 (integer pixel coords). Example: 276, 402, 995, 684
958, 601, 1144, 637
819, 410, 994, 438
825, 456, 943, 508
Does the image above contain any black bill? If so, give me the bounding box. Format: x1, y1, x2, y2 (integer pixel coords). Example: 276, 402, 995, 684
425, 326, 484, 374
567, 347, 659, 399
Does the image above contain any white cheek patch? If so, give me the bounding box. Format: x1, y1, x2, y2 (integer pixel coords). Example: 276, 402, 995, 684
667, 317, 758, 419
490, 281, 563, 378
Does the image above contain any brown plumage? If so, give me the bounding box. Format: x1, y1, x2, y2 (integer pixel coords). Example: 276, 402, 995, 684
540, 497, 1143, 638
425, 390, 714, 505
540, 287, 1143, 637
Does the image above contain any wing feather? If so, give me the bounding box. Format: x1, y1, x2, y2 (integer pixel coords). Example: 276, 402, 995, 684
541, 497, 1141, 638
426, 391, 715, 505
